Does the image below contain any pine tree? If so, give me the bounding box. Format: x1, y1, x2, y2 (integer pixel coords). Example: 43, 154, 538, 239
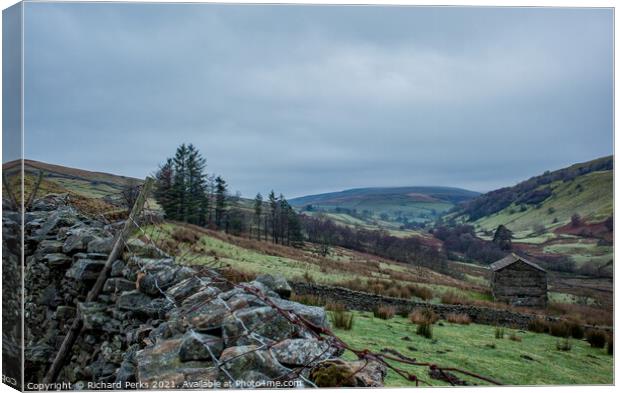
214, 176, 228, 229
154, 158, 175, 218
281, 197, 303, 246
253, 193, 263, 240
279, 194, 290, 245
205, 174, 216, 227
172, 144, 190, 222
154, 144, 209, 225
287, 209, 304, 246
227, 207, 246, 236
185, 144, 208, 225
493, 224, 513, 251
268, 191, 278, 243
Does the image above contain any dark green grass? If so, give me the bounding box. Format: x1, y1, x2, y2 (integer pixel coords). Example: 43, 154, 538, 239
334, 311, 613, 387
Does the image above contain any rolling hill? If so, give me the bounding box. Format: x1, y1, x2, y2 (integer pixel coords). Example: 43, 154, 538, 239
3, 159, 141, 199
290, 186, 480, 231
448, 156, 613, 271
2, 159, 145, 216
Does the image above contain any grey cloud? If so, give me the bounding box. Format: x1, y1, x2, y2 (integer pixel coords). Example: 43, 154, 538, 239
22, 3, 612, 198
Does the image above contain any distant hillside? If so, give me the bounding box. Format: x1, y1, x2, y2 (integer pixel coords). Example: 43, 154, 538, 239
455, 156, 612, 224
3, 159, 142, 201
290, 186, 480, 231
447, 156, 613, 272
291, 186, 479, 206
4, 159, 140, 185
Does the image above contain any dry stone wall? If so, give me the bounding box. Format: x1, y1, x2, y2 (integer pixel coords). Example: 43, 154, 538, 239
290, 282, 557, 329
13, 194, 386, 390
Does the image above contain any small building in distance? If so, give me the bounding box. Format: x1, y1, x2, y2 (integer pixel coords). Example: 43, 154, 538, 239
490, 253, 547, 308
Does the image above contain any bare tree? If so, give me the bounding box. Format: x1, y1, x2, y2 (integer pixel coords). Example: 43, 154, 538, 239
121, 180, 141, 211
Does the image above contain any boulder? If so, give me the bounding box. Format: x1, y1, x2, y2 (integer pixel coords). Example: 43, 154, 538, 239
243, 281, 279, 298
110, 260, 126, 277
117, 290, 158, 317
136, 262, 195, 297
25, 210, 50, 222
135, 338, 184, 387
72, 252, 108, 261
182, 298, 230, 334
165, 276, 207, 304
55, 305, 76, 320
103, 278, 137, 294
219, 345, 291, 381
36, 240, 64, 254
180, 287, 221, 310
135, 337, 213, 388
35, 206, 80, 238
270, 338, 335, 367
309, 359, 386, 387
30, 193, 69, 211
147, 323, 174, 343
270, 298, 328, 328
224, 291, 268, 310
222, 306, 296, 346
255, 274, 292, 299
181, 367, 219, 386
124, 238, 167, 259
42, 253, 72, 268
63, 227, 102, 254
178, 331, 223, 362
87, 237, 114, 254
78, 302, 108, 330
65, 259, 105, 281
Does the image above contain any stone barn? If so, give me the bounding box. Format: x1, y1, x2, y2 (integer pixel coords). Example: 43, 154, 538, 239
490, 253, 547, 308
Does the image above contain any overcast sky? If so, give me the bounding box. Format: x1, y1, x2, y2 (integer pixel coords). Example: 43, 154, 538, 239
21, 3, 612, 198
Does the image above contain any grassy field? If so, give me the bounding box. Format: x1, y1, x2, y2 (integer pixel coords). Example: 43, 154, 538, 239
140, 222, 613, 321
334, 311, 613, 386
543, 241, 613, 267
139, 222, 487, 302
49, 176, 123, 199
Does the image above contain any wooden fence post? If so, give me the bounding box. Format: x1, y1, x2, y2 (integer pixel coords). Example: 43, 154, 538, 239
25, 170, 43, 211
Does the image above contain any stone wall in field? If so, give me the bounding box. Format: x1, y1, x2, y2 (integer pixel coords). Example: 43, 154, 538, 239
290, 282, 555, 330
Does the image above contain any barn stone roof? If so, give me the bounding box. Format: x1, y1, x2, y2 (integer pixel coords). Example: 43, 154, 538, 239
490, 253, 546, 273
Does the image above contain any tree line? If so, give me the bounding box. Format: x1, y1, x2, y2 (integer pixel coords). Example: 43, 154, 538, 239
153, 144, 303, 245
301, 214, 449, 274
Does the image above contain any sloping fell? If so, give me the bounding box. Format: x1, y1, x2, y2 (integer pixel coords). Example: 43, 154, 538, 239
3, 159, 141, 200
